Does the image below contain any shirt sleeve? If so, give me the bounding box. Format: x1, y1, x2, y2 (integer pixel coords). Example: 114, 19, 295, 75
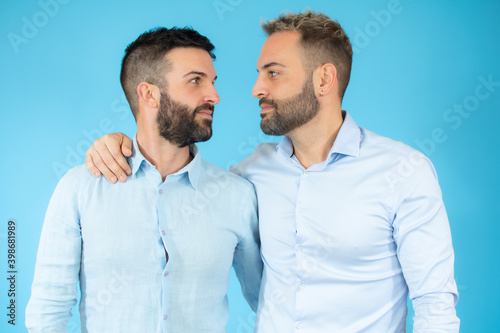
232, 183, 263, 312
25, 166, 86, 332
391, 154, 460, 332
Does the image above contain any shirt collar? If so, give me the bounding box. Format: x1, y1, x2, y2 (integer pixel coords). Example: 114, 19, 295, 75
129, 134, 201, 190
276, 110, 361, 161
329, 111, 361, 158
129, 135, 147, 176
183, 145, 201, 190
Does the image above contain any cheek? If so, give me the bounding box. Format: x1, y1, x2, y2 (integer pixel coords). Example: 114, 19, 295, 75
170, 89, 200, 107
274, 82, 303, 99
185, 89, 206, 105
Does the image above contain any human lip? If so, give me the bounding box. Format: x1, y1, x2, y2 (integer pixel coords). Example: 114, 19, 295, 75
260, 103, 274, 115
197, 109, 213, 118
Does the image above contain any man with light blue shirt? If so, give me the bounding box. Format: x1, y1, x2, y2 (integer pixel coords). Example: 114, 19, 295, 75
85, 11, 459, 332
233, 11, 459, 332
26, 27, 262, 332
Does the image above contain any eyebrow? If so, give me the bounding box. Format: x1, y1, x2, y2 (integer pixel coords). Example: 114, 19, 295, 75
257, 62, 286, 73
183, 71, 217, 82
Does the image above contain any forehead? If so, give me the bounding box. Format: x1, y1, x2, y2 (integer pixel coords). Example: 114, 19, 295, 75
165, 47, 216, 77
257, 31, 304, 68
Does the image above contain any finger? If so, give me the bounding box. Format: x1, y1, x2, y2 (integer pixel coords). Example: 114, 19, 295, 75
85, 149, 102, 178
89, 145, 118, 183
121, 136, 133, 158
117, 135, 133, 176
104, 141, 130, 182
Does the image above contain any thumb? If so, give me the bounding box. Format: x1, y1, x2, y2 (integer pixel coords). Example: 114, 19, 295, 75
121, 136, 133, 157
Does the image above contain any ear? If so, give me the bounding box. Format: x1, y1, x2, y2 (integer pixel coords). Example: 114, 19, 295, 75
137, 82, 160, 109
314, 63, 337, 98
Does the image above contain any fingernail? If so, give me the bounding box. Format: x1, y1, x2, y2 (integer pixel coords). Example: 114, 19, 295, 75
119, 174, 126, 182
93, 171, 100, 177
111, 177, 117, 183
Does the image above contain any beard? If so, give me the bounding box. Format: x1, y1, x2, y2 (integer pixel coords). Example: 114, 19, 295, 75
260, 74, 320, 136
156, 91, 214, 147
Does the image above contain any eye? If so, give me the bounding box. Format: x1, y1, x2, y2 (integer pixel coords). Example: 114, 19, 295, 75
269, 71, 278, 78
190, 77, 200, 84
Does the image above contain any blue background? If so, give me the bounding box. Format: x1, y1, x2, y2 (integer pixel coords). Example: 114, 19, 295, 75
1, 0, 499, 332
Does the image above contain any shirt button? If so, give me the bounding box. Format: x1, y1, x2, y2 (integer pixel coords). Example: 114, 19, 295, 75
303, 171, 309, 175
297, 246, 303, 252
296, 322, 303, 329
159, 189, 164, 195
161, 230, 166, 235
164, 271, 169, 277
163, 315, 168, 320
297, 209, 302, 215
299, 284, 305, 290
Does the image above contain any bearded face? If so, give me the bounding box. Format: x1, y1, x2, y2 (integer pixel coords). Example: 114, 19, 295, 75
260, 74, 320, 136
156, 91, 214, 147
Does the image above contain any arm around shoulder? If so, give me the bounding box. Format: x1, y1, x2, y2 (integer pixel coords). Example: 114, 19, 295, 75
232, 183, 262, 312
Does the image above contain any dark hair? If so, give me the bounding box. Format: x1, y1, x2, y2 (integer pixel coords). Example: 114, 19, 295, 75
120, 27, 215, 118
262, 10, 353, 100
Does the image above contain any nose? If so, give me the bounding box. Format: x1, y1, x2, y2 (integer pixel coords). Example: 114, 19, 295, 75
252, 75, 269, 99
204, 84, 220, 105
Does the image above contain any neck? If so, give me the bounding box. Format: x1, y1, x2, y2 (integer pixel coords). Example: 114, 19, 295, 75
136, 127, 193, 181
287, 106, 343, 169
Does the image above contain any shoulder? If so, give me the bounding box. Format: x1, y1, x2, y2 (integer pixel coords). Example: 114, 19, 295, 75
46, 165, 95, 217
360, 128, 423, 158
55, 164, 94, 191
51, 164, 110, 208
230, 142, 278, 178
360, 128, 435, 171
360, 129, 440, 191
199, 159, 256, 198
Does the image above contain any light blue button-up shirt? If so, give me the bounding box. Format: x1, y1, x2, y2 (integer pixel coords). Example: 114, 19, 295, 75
232, 111, 459, 332
26, 137, 262, 332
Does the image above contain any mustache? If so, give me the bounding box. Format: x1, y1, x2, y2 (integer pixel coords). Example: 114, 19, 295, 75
194, 103, 215, 113
259, 98, 278, 108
